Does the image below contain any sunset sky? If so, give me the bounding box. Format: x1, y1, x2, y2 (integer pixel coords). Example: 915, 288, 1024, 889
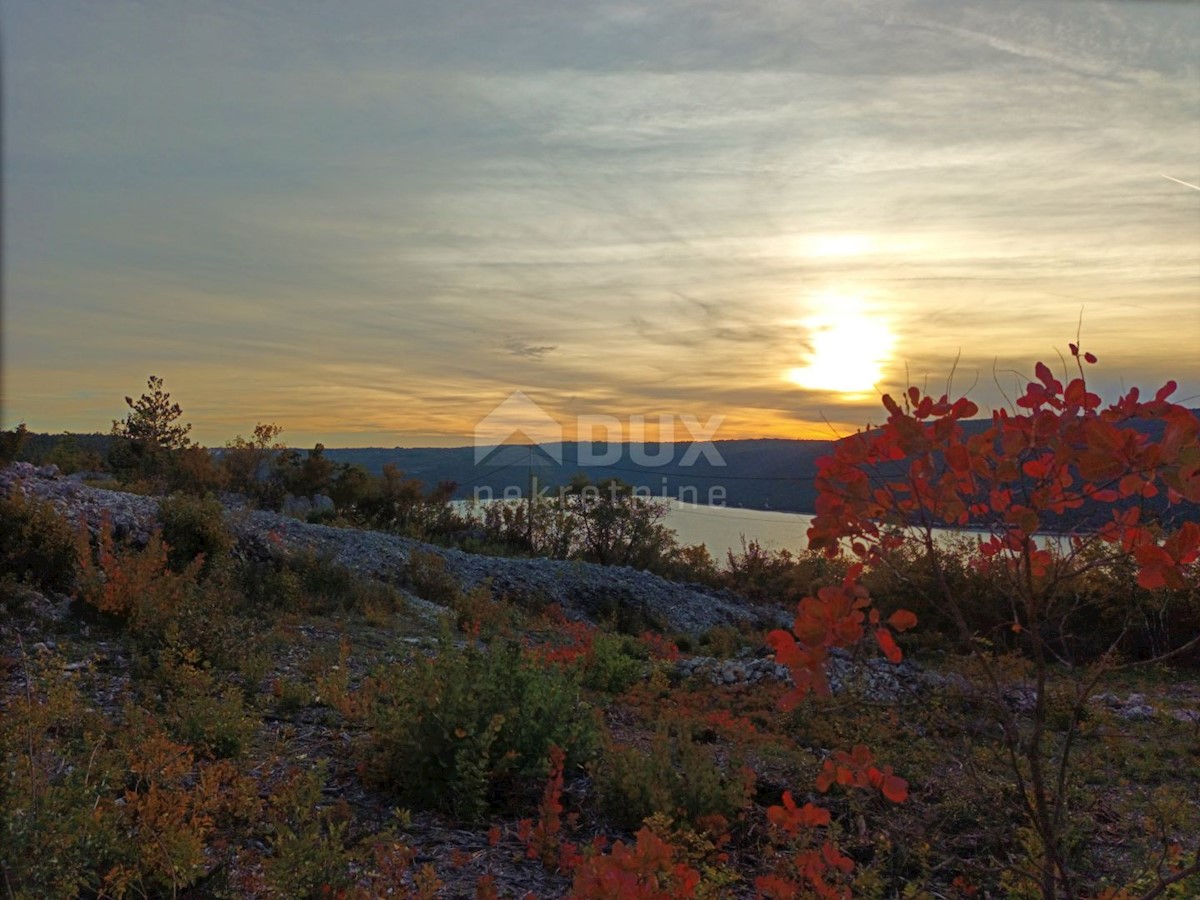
5, 0, 1198, 448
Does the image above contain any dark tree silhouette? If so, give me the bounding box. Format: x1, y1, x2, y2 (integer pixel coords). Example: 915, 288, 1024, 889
114, 375, 192, 452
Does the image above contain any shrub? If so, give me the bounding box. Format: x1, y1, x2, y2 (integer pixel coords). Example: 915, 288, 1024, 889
580, 632, 648, 694
239, 547, 406, 616
165, 445, 227, 496
76, 522, 199, 642
0, 422, 30, 464
801, 351, 1200, 897
0, 489, 78, 593
157, 493, 232, 578
594, 725, 755, 831
261, 765, 355, 898
365, 636, 598, 822
405, 548, 463, 606
0, 655, 260, 898
157, 646, 256, 760
76, 518, 239, 667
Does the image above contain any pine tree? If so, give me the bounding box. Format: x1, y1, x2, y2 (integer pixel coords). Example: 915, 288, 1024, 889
114, 375, 192, 451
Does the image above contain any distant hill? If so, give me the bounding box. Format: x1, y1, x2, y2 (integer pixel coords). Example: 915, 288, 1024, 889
324, 407, 1199, 525
323, 439, 833, 513
16, 407, 1197, 522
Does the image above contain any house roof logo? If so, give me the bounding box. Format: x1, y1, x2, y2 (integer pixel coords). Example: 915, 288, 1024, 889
474, 391, 563, 465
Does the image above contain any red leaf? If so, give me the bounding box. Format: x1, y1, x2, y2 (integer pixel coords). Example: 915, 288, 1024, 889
1084, 352, 1097, 364
768, 791, 831, 833
1155, 381, 1177, 402
945, 443, 970, 474
879, 771, 909, 804
875, 628, 902, 664
887, 609, 918, 632
1035, 361, 1058, 391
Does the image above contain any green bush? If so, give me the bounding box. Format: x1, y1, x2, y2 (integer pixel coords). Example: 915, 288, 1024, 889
262, 765, 354, 898
157, 494, 232, 578
594, 725, 755, 830
580, 632, 648, 694
158, 648, 256, 760
365, 636, 598, 822
0, 489, 79, 593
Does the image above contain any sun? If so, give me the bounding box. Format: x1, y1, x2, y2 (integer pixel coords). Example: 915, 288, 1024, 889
788, 297, 894, 397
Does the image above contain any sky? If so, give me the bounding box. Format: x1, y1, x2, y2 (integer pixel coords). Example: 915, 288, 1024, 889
4, 0, 1199, 448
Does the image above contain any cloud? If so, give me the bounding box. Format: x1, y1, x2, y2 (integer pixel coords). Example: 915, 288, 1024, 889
502, 338, 558, 360
3, 0, 1197, 445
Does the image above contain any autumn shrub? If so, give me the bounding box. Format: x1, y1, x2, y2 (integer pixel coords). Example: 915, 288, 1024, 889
571, 825, 704, 898
0, 654, 260, 898
529, 620, 649, 694
799, 350, 1200, 897
239, 546, 405, 616
76, 520, 203, 648
594, 725, 755, 831
0, 489, 78, 593
155, 645, 256, 760
450, 583, 525, 638
405, 547, 463, 606
364, 636, 598, 822
157, 493, 232, 578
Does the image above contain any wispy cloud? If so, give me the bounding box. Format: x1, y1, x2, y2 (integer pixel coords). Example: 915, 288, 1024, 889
502, 338, 558, 360
3, 0, 1197, 445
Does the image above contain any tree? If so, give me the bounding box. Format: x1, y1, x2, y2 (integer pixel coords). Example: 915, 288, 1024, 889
329, 463, 373, 512
356, 464, 459, 538
561, 476, 676, 568
0, 423, 30, 465
109, 376, 193, 483
222, 423, 285, 498
479, 475, 681, 569
113, 375, 192, 451
790, 347, 1199, 897
279, 443, 336, 500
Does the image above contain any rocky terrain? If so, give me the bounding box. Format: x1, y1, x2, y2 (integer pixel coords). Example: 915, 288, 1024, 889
1, 462, 779, 640
8, 461, 1196, 722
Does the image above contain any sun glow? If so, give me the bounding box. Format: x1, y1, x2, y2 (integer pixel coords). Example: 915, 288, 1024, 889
801, 233, 874, 258
788, 297, 895, 397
